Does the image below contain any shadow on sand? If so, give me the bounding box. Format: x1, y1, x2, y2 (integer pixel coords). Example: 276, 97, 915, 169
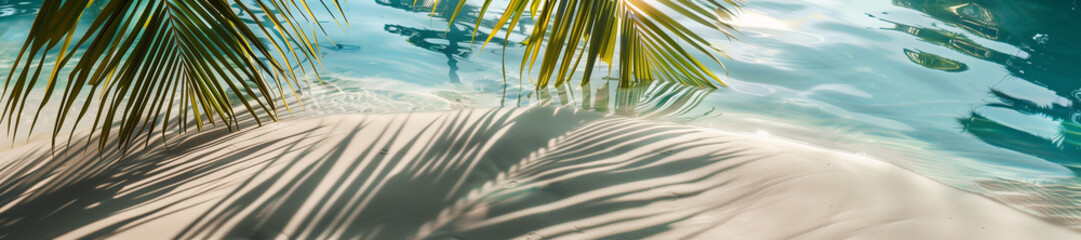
0, 107, 760, 239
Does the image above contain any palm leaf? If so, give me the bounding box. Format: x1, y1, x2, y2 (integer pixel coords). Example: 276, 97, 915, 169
0, 0, 342, 150
2, 0, 740, 151
450, 0, 741, 89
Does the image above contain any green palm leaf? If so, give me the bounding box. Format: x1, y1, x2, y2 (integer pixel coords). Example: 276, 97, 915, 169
454, 0, 741, 89
1, 0, 740, 152
1, 0, 341, 150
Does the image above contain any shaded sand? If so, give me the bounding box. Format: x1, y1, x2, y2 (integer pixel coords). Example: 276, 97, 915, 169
0, 107, 1077, 239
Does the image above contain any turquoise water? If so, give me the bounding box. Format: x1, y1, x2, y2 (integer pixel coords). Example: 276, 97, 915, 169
2, 0, 1080, 228
311, 0, 1081, 227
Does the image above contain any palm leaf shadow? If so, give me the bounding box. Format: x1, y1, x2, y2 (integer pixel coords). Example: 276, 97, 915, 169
0, 107, 589, 239
0, 107, 773, 239
417, 117, 766, 239
0, 116, 325, 239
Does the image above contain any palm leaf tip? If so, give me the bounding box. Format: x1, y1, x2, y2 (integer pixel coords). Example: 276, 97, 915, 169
1, 0, 343, 151
435, 0, 742, 89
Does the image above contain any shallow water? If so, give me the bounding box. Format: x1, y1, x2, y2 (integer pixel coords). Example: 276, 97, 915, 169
3, 0, 1081, 229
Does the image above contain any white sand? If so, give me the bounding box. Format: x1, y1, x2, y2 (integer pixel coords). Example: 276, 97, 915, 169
0, 107, 1077, 239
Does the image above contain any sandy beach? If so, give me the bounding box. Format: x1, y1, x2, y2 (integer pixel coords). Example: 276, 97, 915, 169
0, 107, 1077, 239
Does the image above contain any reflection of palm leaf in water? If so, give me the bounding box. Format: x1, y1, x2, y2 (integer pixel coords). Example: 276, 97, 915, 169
378, 0, 537, 44
382, 23, 512, 65
902, 49, 968, 72
893, 0, 1081, 176
627, 81, 717, 120
986, 89, 1080, 127
958, 113, 1081, 175
980, 89, 1081, 167
541, 81, 717, 121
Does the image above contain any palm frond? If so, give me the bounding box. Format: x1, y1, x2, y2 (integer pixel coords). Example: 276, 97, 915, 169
451, 0, 742, 89
0, 0, 341, 150
2, 0, 740, 151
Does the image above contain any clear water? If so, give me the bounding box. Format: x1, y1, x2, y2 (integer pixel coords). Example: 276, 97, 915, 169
2, 0, 1081, 228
